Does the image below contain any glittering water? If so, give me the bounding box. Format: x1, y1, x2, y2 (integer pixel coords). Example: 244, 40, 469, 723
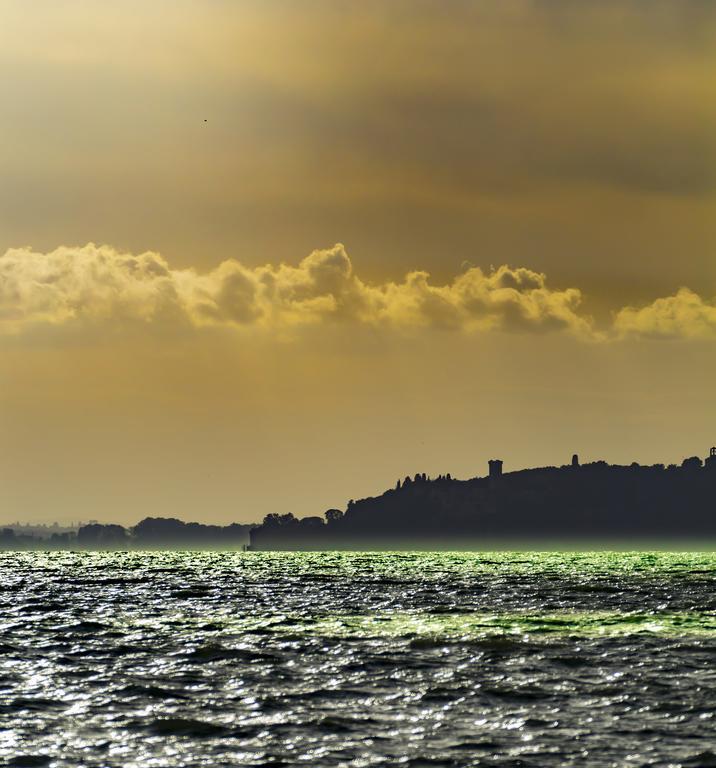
3, 551, 716, 767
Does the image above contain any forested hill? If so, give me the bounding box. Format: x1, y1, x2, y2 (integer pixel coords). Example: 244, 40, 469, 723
250, 454, 716, 550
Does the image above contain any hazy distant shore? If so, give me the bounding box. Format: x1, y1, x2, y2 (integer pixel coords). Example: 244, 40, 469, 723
0, 517, 252, 551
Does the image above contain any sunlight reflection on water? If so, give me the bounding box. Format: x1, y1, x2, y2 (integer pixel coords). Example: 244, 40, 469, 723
2, 550, 716, 766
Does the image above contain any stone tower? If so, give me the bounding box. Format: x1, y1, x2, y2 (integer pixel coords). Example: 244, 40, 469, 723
706, 447, 716, 470
488, 459, 503, 480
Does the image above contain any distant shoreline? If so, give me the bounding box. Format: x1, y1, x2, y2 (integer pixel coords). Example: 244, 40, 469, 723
4, 451, 716, 552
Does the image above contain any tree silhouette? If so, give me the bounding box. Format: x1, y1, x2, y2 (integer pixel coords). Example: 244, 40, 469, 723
325, 509, 344, 523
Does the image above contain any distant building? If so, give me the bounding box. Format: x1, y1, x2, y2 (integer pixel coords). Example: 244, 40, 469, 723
488, 459, 503, 484
706, 447, 716, 470
484, 459, 503, 512
572, 454, 579, 468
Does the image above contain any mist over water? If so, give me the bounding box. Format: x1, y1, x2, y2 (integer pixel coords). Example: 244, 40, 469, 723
2, 551, 716, 767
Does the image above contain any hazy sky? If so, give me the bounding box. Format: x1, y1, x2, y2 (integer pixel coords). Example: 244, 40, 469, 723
1, 0, 715, 524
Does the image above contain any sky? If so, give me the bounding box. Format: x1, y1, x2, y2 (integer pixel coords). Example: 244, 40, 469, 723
1, 0, 715, 525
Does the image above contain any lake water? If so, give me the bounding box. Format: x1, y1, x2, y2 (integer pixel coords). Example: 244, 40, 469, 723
2, 551, 716, 767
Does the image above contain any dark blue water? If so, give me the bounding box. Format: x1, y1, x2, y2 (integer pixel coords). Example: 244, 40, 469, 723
2, 551, 716, 767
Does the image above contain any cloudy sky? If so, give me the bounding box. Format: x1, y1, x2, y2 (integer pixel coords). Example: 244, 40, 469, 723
1, 0, 715, 524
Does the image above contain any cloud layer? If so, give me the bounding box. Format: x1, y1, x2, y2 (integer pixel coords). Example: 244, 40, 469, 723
0, 243, 594, 338
1, 242, 714, 341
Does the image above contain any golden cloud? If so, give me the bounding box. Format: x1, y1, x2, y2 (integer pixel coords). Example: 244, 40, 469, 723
8, 242, 716, 342
614, 288, 716, 340
0, 243, 598, 339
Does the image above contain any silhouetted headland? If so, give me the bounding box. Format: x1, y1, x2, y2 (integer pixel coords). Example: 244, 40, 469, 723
249, 448, 716, 550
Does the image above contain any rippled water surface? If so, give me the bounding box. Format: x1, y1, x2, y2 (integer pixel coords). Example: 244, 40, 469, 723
3, 551, 716, 767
